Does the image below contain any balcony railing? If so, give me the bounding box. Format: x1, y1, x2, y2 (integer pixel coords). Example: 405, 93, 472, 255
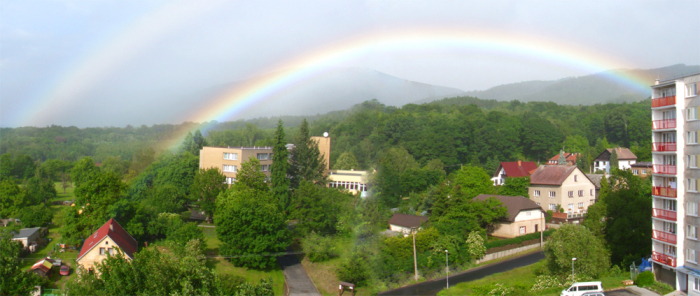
652, 186, 677, 198
652, 208, 677, 221
652, 119, 676, 130
652, 142, 677, 152
652, 230, 677, 244
652, 96, 676, 108
653, 164, 677, 175
652, 251, 677, 267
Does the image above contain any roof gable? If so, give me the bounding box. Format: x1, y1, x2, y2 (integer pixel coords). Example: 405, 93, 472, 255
473, 194, 543, 222
388, 213, 428, 228
594, 148, 637, 161
498, 161, 538, 178
77, 219, 138, 261
530, 165, 578, 186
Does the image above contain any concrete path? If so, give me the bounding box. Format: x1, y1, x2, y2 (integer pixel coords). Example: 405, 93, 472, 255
626, 286, 662, 296
278, 247, 320, 296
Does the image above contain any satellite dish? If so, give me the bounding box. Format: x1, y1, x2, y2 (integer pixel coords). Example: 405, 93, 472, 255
323, 132, 329, 138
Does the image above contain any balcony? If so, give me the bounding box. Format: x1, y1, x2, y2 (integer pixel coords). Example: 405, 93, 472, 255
652, 119, 676, 130
652, 142, 677, 152
652, 208, 677, 221
652, 186, 677, 198
652, 251, 676, 267
652, 230, 677, 244
653, 164, 676, 175
652, 96, 676, 108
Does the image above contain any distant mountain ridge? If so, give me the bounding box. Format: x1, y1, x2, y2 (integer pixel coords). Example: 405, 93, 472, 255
416, 64, 700, 105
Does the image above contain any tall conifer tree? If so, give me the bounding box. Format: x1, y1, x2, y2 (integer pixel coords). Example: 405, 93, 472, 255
271, 120, 290, 210
288, 119, 327, 189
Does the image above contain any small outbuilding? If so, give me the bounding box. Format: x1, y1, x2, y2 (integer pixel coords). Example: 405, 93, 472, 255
474, 194, 546, 238
30, 257, 55, 277
388, 213, 429, 235
12, 227, 42, 249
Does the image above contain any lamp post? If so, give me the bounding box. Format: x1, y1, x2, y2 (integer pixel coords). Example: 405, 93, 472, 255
412, 227, 418, 281
572, 258, 577, 283
445, 249, 449, 289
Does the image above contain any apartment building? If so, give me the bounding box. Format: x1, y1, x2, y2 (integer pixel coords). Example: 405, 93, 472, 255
650, 73, 700, 294
528, 165, 596, 214
199, 146, 273, 184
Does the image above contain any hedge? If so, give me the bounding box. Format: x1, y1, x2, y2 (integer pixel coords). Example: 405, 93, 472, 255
485, 229, 554, 249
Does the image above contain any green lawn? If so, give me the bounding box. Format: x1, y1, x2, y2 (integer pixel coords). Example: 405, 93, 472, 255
203, 230, 285, 295
438, 260, 630, 296
53, 182, 75, 201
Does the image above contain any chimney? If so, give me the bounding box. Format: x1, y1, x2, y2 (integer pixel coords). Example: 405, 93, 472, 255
655, 79, 660, 85
109, 224, 113, 231
518, 160, 521, 166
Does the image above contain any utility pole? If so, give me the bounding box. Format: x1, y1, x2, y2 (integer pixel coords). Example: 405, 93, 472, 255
572, 258, 577, 283
445, 249, 449, 289
412, 227, 418, 282
541, 211, 544, 248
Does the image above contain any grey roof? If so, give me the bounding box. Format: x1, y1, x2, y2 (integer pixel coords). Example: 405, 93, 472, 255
586, 174, 605, 189
13, 227, 41, 239
388, 213, 428, 228
631, 162, 653, 168
473, 194, 543, 222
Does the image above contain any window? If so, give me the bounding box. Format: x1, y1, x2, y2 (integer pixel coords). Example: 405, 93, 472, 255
642, 169, 647, 174
549, 191, 556, 198
689, 179, 698, 192
225, 177, 235, 184
260, 164, 270, 171
99, 248, 105, 255
590, 189, 594, 196
689, 155, 698, 168
256, 153, 269, 160
689, 131, 698, 144
223, 165, 237, 172
108, 248, 114, 255
574, 175, 578, 182
688, 248, 697, 263
688, 225, 698, 239
549, 204, 557, 210
578, 202, 584, 209
633, 169, 639, 175
688, 202, 699, 216
695, 277, 699, 292
223, 153, 238, 160
568, 203, 574, 211
689, 106, 698, 120
568, 191, 573, 197
663, 244, 676, 256
688, 83, 698, 97
534, 190, 540, 197
578, 190, 583, 197
519, 226, 526, 234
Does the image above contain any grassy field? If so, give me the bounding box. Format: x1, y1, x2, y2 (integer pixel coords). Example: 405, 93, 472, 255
201, 227, 285, 295
438, 260, 630, 296
53, 182, 75, 201
19, 205, 78, 289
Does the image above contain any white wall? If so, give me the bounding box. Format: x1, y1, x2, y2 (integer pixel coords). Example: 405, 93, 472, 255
513, 209, 545, 222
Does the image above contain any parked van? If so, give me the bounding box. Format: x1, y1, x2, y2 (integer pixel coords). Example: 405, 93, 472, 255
561, 282, 603, 296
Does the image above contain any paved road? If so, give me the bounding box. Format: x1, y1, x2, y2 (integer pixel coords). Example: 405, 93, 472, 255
607, 289, 641, 296
278, 247, 320, 296
379, 251, 545, 296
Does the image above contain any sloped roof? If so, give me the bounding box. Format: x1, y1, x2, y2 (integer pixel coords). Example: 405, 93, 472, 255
530, 165, 581, 186
13, 227, 41, 239
631, 162, 652, 168
473, 194, 543, 222
547, 152, 580, 164
586, 174, 604, 189
388, 213, 428, 228
594, 148, 637, 161
496, 161, 538, 178
77, 219, 137, 261
31, 257, 54, 273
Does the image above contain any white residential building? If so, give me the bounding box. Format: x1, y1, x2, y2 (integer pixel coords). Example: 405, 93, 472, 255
651, 73, 700, 295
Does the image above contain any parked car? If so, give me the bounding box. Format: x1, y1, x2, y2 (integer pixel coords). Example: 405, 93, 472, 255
561, 281, 604, 296
59, 265, 70, 276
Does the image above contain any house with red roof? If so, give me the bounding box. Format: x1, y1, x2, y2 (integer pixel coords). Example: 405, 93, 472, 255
76, 219, 137, 273
491, 160, 538, 185
30, 257, 55, 277
546, 151, 580, 166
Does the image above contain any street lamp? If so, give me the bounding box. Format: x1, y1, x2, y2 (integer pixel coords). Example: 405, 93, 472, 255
572, 258, 577, 283
445, 249, 449, 289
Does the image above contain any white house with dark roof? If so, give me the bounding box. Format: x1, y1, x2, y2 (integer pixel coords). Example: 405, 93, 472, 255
593, 147, 638, 174
474, 194, 545, 238
388, 213, 428, 236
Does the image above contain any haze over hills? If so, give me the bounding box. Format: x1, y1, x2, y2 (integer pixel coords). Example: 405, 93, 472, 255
416, 64, 700, 105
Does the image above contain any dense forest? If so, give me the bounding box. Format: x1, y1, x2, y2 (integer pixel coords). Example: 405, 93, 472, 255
0, 96, 652, 176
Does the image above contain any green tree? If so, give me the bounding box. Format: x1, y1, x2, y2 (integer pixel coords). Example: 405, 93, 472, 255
19, 204, 54, 227
71, 157, 100, 188
332, 152, 360, 170
0, 154, 12, 180
450, 166, 495, 199
288, 119, 327, 188
544, 224, 610, 279
271, 120, 291, 211
496, 176, 530, 198
190, 167, 227, 223
100, 156, 130, 177
0, 179, 26, 217
215, 187, 290, 269
0, 230, 46, 295
582, 175, 609, 240
235, 157, 268, 192
563, 135, 590, 153
289, 181, 349, 235
25, 174, 57, 205
11, 154, 36, 180
609, 148, 619, 172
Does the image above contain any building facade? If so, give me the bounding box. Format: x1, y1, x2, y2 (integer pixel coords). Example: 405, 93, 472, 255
491, 160, 538, 186
528, 165, 596, 214
327, 170, 369, 197
473, 194, 545, 238
76, 219, 137, 273
199, 146, 274, 184
592, 148, 637, 174
650, 73, 700, 294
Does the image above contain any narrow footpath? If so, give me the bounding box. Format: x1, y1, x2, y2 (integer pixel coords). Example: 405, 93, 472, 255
278, 247, 321, 296
379, 251, 545, 296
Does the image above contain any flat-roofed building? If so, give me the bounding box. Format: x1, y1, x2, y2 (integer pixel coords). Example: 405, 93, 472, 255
328, 170, 369, 197
199, 146, 273, 184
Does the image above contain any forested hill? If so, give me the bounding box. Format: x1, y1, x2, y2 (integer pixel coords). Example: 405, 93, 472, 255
0, 96, 651, 177
417, 64, 700, 106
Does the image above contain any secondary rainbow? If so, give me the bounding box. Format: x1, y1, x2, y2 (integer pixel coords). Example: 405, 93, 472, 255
167, 28, 651, 148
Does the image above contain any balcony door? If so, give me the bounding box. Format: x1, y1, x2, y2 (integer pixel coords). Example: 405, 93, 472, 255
663, 199, 677, 212
661, 132, 676, 143
662, 110, 676, 120
663, 155, 677, 166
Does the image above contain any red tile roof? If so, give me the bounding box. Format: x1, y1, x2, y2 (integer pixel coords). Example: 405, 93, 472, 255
530, 165, 583, 186
77, 219, 137, 261
31, 257, 54, 273
547, 152, 580, 164
496, 161, 538, 178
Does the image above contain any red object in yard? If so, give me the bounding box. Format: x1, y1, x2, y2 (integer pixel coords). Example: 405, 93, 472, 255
60, 265, 70, 276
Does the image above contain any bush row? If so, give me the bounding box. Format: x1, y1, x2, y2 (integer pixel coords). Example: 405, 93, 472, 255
485, 229, 554, 249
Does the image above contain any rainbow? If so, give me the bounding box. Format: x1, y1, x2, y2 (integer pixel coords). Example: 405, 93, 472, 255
165, 28, 649, 149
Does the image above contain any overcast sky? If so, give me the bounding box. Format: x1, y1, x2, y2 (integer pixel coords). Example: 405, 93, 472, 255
1, 0, 699, 127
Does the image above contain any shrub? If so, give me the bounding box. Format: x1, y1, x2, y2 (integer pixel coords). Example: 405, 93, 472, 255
485, 229, 553, 249
466, 231, 486, 259
337, 250, 371, 286
302, 232, 335, 262
635, 271, 654, 287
